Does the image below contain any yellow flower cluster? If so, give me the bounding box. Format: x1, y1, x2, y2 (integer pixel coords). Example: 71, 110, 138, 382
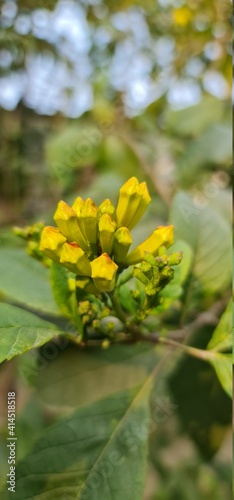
40, 177, 174, 292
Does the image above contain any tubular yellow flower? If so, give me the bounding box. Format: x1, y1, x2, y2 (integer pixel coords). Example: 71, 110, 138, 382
90, 253, 118, 292
78, 198, 98, 245
113, 227, 132, 264
98, 214, 116, 255
54, 201, 89, 251
115, 177, 141, 228
37, 178, 176, 297
98, 199, 115, 217
39, 226, 66, 263
127, 182, 151, 230
125, 225, 174, 265
115, 177, 151, 229
60, 242, 91, 276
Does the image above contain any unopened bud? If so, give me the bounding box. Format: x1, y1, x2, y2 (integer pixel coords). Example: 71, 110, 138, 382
54, 200, 89, 251
99, 199, 115, 216
98, 214, 116, 255
113, 227, 132, 264
168, 251, 183, 266
125, 226, 174, 266
79, 198, 98, 245
90, 253, 118, 292
60, 242, 91, 275
39, 226, 66, 263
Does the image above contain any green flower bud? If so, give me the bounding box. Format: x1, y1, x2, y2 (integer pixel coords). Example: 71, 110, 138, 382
155, 256, 168, 268
133, 268, 148, 285
161, 266, 174, 281
140, 261, 152, 274
78, 301, 90, 315
168, 251, 183, 266
143, 253, 157, 266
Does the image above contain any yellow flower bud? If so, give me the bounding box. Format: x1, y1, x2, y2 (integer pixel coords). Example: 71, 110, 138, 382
39, 226, 66, 263
113, 227, 132, 264
90, 253, 118, 292
54, 201, 89, 251
125, 225, 174, 265
72, 196, 84, 215
115, 177, 151, 229
127, 182, 151, 230
115, 177, 141, 228
98, 214, 116, 255
98, 199, 115, 217
79, 198, 98, 245
60, 242, 91, 276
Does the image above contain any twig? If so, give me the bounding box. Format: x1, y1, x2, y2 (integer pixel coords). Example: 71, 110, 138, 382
135, 294, 230, 347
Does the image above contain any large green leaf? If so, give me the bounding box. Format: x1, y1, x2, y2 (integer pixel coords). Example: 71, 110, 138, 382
0, 303, 62, 363
36, 344, 157, 411
170, 192, 232, 293
2, 382, 153, 499
0, 248, 58, 314
168, 325, 232, 458
207, 301, 232, 352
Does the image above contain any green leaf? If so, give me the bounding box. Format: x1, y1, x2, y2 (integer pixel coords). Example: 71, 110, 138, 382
50, 262, 73, 319
207, 301, 232, 352
2, 382, 153, 499
168, 326, 232, 459
0, 248, 58, 315
170, 192, 232, 294
0, 303, 62, 363
36, 344, 157, 410
208, 353, 232, 399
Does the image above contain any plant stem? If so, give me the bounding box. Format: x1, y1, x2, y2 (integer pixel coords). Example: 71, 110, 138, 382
109, 292, 128, 325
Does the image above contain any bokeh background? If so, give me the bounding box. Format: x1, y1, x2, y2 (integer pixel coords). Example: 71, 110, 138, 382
0, 0, 232, 498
